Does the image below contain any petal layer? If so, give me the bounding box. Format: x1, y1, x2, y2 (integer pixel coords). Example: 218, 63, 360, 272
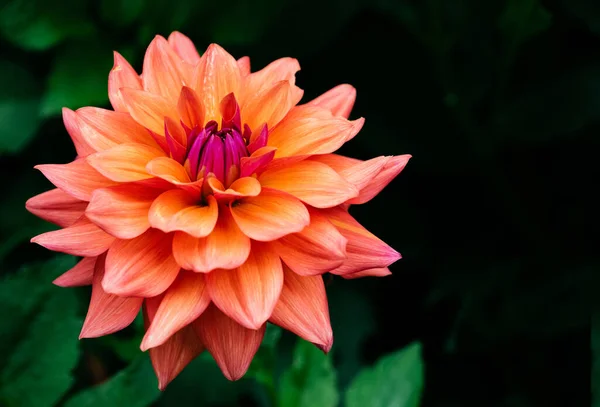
306, 84, 356, 118
348, 155, 411, 204
26, 188, 87, 228
53, 256, 96, 287
149, 191, 218, 238
87, 143, 165, 182
109, 51, 142, 112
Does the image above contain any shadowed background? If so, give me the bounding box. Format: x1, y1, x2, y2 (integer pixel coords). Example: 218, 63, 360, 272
0, 0, 597, 406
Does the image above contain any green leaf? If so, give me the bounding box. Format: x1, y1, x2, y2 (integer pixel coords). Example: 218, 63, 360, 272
278, 339, 338, 407
345, 342, 424, 407
0, 60, 42, 154
0, 257, 81, 407
64, 357, 161, 407
41, 42, 113, 117
99, 0, 145, 27
498, 0, 552, 46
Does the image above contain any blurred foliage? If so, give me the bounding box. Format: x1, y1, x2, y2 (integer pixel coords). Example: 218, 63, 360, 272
0, 0, 597, 405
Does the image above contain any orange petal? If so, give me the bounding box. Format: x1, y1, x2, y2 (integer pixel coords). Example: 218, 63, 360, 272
62, 108, 94, 156
87, 143, 164, 182
268, 105, 364, 158
240, 57, 300, 107
306, 84, 356, 118
144, 296, 205, 390
270, 264, 333, 352
31, 216, 115, 257
86, 184, 164, 239
172, 207, 250, 273
208, 176, 261, 202
309, 154, 388, 193
348, 154, 412, 205
274, 209, 347, 275
325, 208, 401, 275
75, 107, 156, 151
207, 242, 283, 329
120, 88, 179, 135
168, 31, 201, 64
259, 160, 358, 208
109, 51, 142, 112
146, 156, 191, 184
53, 256, 96, 287
237, 56, 251, 76
230, 187, 310, 241
103, 229, 180, 297
35, 159, 117, 201
141, 271, 210, 350
177, 86, 205, 129
149, 191, 218, 238
194, 305, 265, 381
191, 44, 241, 121
242, 81, 299, 131
341, 267, 392, 279
26, 188, 87, 228
80, 255, 143, 338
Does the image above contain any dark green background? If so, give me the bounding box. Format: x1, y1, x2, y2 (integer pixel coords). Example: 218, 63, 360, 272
0, 0, 597, 406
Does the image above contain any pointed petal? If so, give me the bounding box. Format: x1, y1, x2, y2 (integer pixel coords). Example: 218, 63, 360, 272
146, 156, 191, 184
259, 160, 358, 208
172, 207, 250, 272
240, 146, 276, 178
168, 31, 201, 64
62, 108, 94, 156
121, 88, 179, 135
240, 57, 300, 107
268, 105, 364, 158
86, 184, 164, 239
104, 229, 180, 297
242, 81, 299, 131
35, 159, 117, 201
230, 187, 310, 241
341, 267, 392, 279
194, 305, 265, 381
109, 51, 142, 112
309, 154, 388, 193
348, 154, 411, 204
80, 255, 143, 338
325, 208, 401, 275
144, 296, 205, 390
26, 188, 87, 228
274, 209, 347, 275
177, 86, 205, 129
87, 143, 164, 182
149, 191, 218, 238
191, 44, 241, 121
208, 177, 261, 202
53, 256, 96, 287
31, 216, 115, 257
142, 271, 210, 350
270, 265, 332, 351
237, 56, 251, 76
306, 84, 356, 118
207, 242, 283, 329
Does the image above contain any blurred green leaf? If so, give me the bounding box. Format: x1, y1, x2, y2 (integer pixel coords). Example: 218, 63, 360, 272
41, 42, 112, 117
498, 0, 552, 46
0, 257, 81, 407
99, 0, 145, 27
101, 314, 145, 362
0, 60, 41, 154
64, 357, 161, 407
0, 0, 95, 51
278, 339, 338, 407
345, 342, 424, 407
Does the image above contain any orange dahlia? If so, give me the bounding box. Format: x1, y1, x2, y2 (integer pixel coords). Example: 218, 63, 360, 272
26, 32, 410, 388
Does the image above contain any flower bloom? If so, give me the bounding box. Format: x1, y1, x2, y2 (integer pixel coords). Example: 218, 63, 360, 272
26, 32, 410, 389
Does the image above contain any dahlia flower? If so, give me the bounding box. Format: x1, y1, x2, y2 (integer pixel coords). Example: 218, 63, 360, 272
26, 32, 410, 389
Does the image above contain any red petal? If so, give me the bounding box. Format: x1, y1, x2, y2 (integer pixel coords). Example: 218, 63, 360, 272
177, 86, 205, 130
53, 256, 96, 287
26, 188, 87, 228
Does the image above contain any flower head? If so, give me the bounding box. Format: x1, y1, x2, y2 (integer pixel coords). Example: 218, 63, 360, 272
26, 32, 411, 389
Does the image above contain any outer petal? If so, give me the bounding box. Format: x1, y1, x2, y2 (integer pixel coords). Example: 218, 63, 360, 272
109, 51, 142, 112
259, 160, 358, 208
308, 154, 387, 193
270, 265, 333, 352
80, 255, 143, 338
168, 31, 201, 64
104, 229, 180, 297
172, 207, 250, 273
230, 188, 310, 241
87, 143, 165, 182
348, 155, 411, 204
149, 191, 218, 238
86, 184, 164, 239
35, 159, 117, 201
144, 296, 205, 390
62, 108, 94, 156
267, 105, 364, 158
237, 56, 251, 76
26, 188, 87, 228
274, 209, 347, 275
120, 88, 179, 135
325, 208, 401, 275
207, 242, 283, 329
306, 84, 356, 118
53, 256, 96, 287
341, 267, 392, 279
194, 305, 265, 381
31, 216, 115, 257
141, 271, 210, 350
191, 44, 241, 121
240, 57, 300, 107
242, 81, 299, 131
